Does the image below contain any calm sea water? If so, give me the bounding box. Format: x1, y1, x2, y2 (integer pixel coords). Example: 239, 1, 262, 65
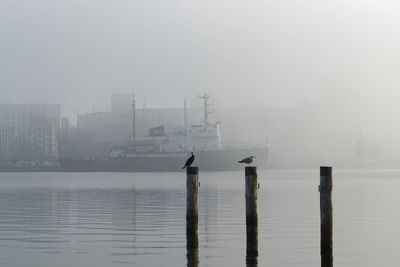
0, 170, 400, 266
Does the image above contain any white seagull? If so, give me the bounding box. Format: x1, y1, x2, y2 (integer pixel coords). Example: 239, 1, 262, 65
238, 156, 256, 165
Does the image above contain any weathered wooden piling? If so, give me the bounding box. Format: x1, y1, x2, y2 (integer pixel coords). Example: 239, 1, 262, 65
245, 166, 258, 266
186, 166, 199, 224
186, 166, 199, 267
319, 166, 333, 267
245, 166, 258, 226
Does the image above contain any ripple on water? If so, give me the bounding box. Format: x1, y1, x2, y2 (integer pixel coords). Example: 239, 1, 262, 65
0, 171, 400, 266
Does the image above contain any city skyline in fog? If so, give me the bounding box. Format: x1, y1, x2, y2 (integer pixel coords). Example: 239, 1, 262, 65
1, 0, 400, 119
2, 0, 400, 161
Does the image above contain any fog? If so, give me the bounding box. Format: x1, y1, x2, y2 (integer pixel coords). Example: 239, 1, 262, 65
1, 0, 400, 166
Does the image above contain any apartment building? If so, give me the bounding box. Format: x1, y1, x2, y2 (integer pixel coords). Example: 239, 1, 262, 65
0, 104, 60, 160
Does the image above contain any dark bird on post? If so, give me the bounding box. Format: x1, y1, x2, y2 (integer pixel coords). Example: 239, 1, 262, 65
182, 152, 195, 169
238, 156, 256, 165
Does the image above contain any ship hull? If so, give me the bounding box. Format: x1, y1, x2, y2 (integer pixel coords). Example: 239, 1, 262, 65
59, 147, 268, 172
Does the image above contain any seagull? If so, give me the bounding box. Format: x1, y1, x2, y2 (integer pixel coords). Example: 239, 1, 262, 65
182, 152, 195, 169
238, 156, 256, 165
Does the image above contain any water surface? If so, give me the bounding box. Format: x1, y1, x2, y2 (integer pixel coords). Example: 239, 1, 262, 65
0, 170, 400, 266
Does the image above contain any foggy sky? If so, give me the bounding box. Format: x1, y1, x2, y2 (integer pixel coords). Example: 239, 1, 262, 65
1, 0, 400, 122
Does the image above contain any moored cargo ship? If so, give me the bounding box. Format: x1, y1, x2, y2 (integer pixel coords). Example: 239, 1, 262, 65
60, 95, 268, 172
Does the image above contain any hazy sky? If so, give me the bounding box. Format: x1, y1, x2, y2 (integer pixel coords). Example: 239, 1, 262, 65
1, 0, 400, 120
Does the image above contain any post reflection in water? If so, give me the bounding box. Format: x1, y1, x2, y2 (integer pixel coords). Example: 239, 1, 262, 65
321, 254, 333, 267
321, 249, 333, 267
246, 223, 258, 267
186, 221, 199, 267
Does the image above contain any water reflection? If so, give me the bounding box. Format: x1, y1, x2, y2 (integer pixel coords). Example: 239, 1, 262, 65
320, 220, 333, 267
186, 221, 199, 267
321, 248, 333, 267
321, 256, 333, 267
2, 171, 400, 266
246, 224, 258, 267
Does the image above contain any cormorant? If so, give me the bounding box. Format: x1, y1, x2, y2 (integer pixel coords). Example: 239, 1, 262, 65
182, 152, 195, 169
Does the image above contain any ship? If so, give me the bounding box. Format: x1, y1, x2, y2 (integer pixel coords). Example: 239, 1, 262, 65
59, 95, 269, 172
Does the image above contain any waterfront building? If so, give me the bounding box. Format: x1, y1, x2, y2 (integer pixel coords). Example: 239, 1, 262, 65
0, 104, 60, 160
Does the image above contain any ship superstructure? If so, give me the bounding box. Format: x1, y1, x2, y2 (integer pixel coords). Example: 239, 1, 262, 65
111, 94, 223, 156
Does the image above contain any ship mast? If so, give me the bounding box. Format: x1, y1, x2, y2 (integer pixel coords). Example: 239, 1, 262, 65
132, 93, 136, 144
198, 94, 215, 128
184, 98, 188, 136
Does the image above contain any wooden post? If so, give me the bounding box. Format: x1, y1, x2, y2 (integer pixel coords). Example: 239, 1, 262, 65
187, 166, 199, 223
245, 166, 258, 266
186, 166, 199, 267
319, 166, 333, 267
245, 166, 258, 225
